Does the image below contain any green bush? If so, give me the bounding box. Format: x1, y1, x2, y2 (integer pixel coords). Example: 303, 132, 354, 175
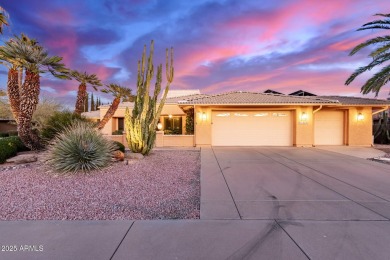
112, 130, 123, 135
40, 111, 90, 143
0, 132, 8, 138
0, 137, 19, 163
112, 141, 125, 153
45, 121, 117, 174
6, 136, 29, 152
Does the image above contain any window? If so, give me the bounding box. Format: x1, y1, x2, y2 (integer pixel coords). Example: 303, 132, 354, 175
164, 116, 182, 135
118, 118, 124, 131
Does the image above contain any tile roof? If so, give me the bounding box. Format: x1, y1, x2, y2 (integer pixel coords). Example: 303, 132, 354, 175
165, 94, 209, 104
319, 96, 390, 106
178, 91, 339, 105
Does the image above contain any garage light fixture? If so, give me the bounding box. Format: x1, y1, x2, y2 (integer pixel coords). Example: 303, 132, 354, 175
357, 113, 364, 121
202, 112, 207, 121
300, 112, 308, 122
157, 122, 163, 130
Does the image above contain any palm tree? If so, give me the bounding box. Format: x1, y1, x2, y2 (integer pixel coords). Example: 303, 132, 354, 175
0, 6, 9, 34
71, 70, 102, 115
97, 84, 132, 130
0, 34, 37, 124
1, 34, 70, 150
345, 13, 390, 96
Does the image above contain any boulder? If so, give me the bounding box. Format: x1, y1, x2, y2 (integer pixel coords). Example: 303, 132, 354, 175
125, 152, 144, 160
112, 151, 125, 161
6, 155, 38, 164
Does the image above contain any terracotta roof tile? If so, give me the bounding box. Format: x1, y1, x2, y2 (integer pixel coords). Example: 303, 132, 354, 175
178, 91, 339, 105
319, 96, 390, 106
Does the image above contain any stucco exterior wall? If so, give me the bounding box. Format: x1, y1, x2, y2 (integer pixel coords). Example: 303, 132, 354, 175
294, 106, 314, 147
194, 107, 212, 145
347, 107, 373, 146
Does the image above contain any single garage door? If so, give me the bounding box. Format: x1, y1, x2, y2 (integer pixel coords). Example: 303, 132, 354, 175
211, 111, 292, 146
314, 110, 344, 145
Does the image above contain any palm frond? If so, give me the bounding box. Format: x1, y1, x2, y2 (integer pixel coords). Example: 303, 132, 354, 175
360, 65, 390, 96
375, 13, 390, 18
70, 70, 102, 89
0, 7, 9, 34
370, 43, 390, 58
358, 25, 390, 31
101, 84, 132, 98
345, 54, 390, 85
349, 36, 390, 56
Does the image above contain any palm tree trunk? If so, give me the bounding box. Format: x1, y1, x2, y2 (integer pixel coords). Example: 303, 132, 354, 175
18, 70, 42, 150
97, 97, 120, 130
7, 68, 20, 124
74, 83, 87, 115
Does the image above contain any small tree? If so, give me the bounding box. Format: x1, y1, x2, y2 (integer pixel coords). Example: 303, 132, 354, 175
125, 40, 174, 155
90, 92, 95, 111
71, 71, 102, 115
185, 108, 194, 135
97, 84, 132, 130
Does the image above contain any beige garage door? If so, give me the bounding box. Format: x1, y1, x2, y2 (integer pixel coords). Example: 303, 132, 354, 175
314, 111, 344, 145
211, 111, 292, 146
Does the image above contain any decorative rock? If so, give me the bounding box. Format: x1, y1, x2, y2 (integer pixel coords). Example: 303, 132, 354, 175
125, 152, 144, 160
6, 155, 38, 164
112, 151, 125, 161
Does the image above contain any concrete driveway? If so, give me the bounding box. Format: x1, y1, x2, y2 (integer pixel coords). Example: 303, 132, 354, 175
201, 146, 390, 259
2, 147, 390, 260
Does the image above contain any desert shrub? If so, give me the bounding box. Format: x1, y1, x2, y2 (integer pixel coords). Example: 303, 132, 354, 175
6, 136, 30, 152
0, 138, 18, 163
8, 131, 18, 136
45, 121, 117, 174
40, 111, 89, 142
112, 141, 125, 153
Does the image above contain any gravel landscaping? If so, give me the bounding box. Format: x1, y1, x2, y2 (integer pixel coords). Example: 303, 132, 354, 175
0, 150, 200, 220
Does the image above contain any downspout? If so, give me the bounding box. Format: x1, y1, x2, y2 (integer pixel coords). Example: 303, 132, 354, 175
312, 105, 323, 114
372, 106, 388, 115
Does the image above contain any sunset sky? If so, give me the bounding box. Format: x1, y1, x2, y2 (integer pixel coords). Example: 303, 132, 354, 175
1, 0, 389, 105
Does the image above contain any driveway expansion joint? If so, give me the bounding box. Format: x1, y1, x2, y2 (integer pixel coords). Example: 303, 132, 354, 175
211, 147, 242, 220
110, 221, 134, 260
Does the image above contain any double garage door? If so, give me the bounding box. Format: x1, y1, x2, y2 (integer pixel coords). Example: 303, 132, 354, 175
211, 111, 293, 146
211, 110, 345, 146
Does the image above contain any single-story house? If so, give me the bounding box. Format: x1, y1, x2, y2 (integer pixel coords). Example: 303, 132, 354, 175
93, 90, 390, 147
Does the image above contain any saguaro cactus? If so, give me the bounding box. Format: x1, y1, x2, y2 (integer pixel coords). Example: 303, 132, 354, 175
125, 40, 174, 155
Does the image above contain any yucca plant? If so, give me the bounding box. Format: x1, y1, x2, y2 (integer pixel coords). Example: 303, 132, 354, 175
45, 121, 117, 174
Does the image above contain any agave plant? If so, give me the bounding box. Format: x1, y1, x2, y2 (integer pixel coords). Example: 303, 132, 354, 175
71, 70, 102, 115
97, 84, 133, 130
345, 13, 390, 96
45, 121, 117, 174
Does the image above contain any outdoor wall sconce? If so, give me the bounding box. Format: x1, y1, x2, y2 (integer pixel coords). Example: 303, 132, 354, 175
168, 114, 173, 119
300, 112, 308, 122
357, 113, 364, 121
157, 122, 162, 130
201, 112, 207, 121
